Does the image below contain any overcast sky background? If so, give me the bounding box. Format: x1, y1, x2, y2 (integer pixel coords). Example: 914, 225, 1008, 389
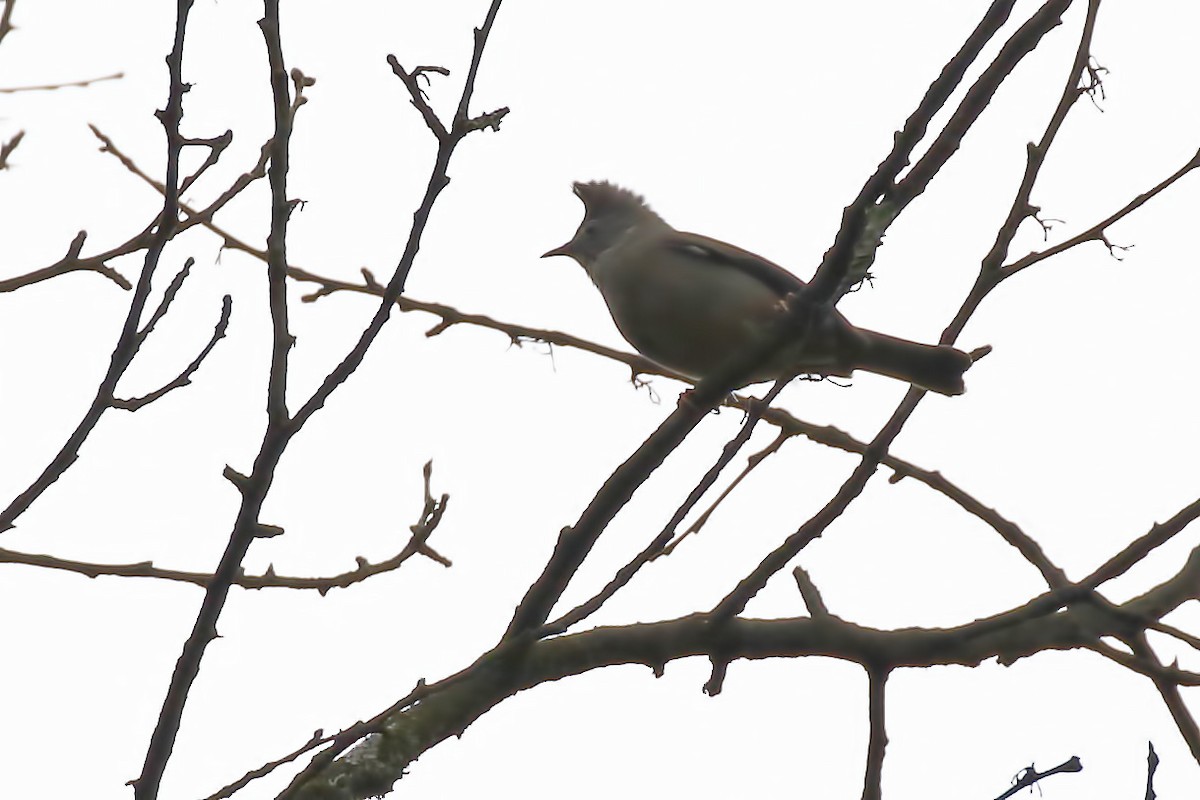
2, 1, 1199, 798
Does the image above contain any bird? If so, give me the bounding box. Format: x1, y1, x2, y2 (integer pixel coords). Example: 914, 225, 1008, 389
541, 181, 978, 396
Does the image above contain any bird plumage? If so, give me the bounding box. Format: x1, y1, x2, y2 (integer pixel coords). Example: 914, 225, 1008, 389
543, 181, 975, 396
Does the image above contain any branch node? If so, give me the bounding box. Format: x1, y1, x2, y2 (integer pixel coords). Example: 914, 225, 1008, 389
255, 523, 285, 539
793, 566, 829, 618
223, 465, 251, 491
462, 106, 509, 134
703, 656, 729, 696
360, 267, 382, 291
66, 230, 88, 260
0, 129, 25, 170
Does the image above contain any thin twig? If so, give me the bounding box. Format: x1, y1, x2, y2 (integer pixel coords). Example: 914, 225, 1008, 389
1131, 633, 1200, 761
662, 430, 789, 555
142, 4, 505, 798
0, 228, 133, 293
0, 461, 449, 589
0, 538, 443, 590
891, 0, 1072, 208
2, 120, 271, 296
995, 757, 1083, 800
1001, 146, 1200, 279
112, 294, 232, 410
0, 129, 23, 169
792, 566, 829, 618
1089, 639, 1200, 686
201, 729, 334, 800
178, 129, 233, 194
287, 12, 507, 432
709, 390, 921, 622
125, 2, 198, 796
0, 0, 15, 48
0, 6, 195, 536
387, 57, 448, 139
1145, 742, 1159, 800
133, 9, 308, 799
944, 0, 1102, 339
658, 381, 790, 550
538, 380, 790, 637
1146, 620, 1200, 653
0, 70, 123, 93
862, 666, 889, 800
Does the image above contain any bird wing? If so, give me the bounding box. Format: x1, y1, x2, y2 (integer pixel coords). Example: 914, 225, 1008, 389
661, 231, 807, 299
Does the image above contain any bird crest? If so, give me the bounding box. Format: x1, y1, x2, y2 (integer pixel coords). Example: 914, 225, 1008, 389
572, 181, 662, 222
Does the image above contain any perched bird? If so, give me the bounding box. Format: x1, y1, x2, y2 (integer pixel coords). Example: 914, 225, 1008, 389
542, 181, 977, 396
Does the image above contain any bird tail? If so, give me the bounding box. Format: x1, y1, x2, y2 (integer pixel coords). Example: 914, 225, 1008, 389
853, 330, 975, 396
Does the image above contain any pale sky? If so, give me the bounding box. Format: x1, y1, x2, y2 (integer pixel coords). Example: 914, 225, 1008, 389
2, 2, 1199, 798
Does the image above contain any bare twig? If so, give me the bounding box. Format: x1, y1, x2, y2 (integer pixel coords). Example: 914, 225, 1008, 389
119, 6, 197, 799
538, 380, 790, 637
201, 730, 334, 800
1147, 620, 1200, 654
0, 0, 15, 48
891, 0, 1072, 208
0, 228, 133, 293
1131, 633, 1200, 761
1085, 495, 1200, 588
0, 461, 448, 588
0, 538, 439, 590
995, 757, 1083, 800
0, 70, 123, 93
406, 460, 452, 567
862, 666, 889, 800
134, 7, 302, 797
1092, 643, 1200, 686
139, 4, 505, 798
937, 495, 1200, 651
0, 3, 197, 536
287, 30, 507, 432
90, 124, 274, 232
178, 129, 232, 194
709, 390, 920, 622
792, 566, 829, 618
662, 430, 789, 555
1146, 741, 1159, 800
137, 258, 195, 339
0, 129, 23, 169
1001, 146, 1200, 279
945, 0, 1102, 338
112, 294, 232, 410
1, 121, 270, 296
883, 451, 1069, 589
387, 56, 448, 139
658, 381, 790, 550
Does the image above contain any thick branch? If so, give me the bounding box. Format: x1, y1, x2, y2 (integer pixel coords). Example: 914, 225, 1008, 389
285, 591, 1173, 800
